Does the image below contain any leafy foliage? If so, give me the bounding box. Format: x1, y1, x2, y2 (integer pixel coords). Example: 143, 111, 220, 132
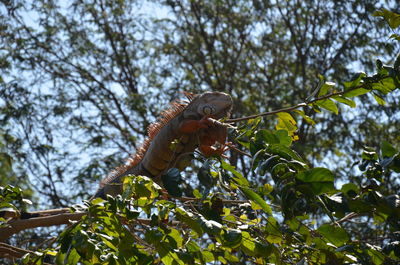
14, 55, 400, 263
1, 0, 399, 208
0, 1, 400, 264
20, 133, 400, 264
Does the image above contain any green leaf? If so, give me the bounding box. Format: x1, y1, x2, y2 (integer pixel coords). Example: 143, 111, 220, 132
255, 129, 280, 145
314, 99, 338, 114
240, 186, 272, 215
275, 130, 292, 147
381, 141, 397, 157
372, 93, 386, 105
220, 160, 249, 186
193, 189, 202, 199
296, 168, 335, 195
240, 231, 256, 256
318, 81, 336, 96
67, 247, 81, 264
265, 217, 282, 244
159, 244, 185, 265
123, 175, 160, 200
168, 228, 183, 248
221, 229, 242, 248
256, 129, 293, 146
343, 87, 370, 97
317, 224, 349, 246
198, 215, 222, 235
186, 240, 200, 253
341, 183, 359, 197
362, 148, 378, 160
256, 155, 280, 174
296, 168, 334, 182
348, 199, 373, 212
255, 242, 274, 258
294, 110, 316, 125
373, 9, 400, 29
275, 112, 298, 140
175, 207, 203, 235
201, 250, 215, 262
366, 244, 386, 265
161, 168, 183, 197
0, 205, 18, 214
223, 250, 239, 262
343, 72, 366, 89
390, 33, 400, 41
371, 77, 396, 94
332, 96, 356, 108
198, 161, 213, 189
267, 144, 305, 162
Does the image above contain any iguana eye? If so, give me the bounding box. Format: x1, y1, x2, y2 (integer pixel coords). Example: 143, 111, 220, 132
203, 105, 214, 115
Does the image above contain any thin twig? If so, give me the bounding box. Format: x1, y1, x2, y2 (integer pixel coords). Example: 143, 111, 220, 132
317, 195, 341, 227
227, 103, 308, 122
337, 212, 360, 224
226, 80, 379, 123
226, 142, 252, 157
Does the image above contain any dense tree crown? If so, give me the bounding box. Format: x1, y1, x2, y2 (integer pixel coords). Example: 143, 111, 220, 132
0, 0, 399, 264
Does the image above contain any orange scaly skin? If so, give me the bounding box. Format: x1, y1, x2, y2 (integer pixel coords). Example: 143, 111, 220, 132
180, 115, 228, 156
93, 92, 233, 199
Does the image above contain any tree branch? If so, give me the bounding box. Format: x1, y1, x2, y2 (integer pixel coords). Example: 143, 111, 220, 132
0, 211, 86, 242
0, 242, 35, 259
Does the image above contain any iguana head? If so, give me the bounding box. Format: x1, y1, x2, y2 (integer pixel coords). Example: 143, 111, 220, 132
184, 91, 233, 120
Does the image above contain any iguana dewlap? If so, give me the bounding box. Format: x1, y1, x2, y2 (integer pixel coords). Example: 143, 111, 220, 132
93, 91, 233, 199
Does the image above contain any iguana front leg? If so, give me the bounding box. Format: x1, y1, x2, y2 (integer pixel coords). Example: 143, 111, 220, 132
179, 116, 228, 157
179, 115, 214, 133
199, 125, 230, 157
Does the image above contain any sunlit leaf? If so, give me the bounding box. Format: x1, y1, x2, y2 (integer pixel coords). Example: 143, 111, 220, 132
314, 99, 338, 114
296, 168, 334, 182
267, 144, 304, 162
296, 168, 335, 195
372, 93, 386, 105
275, 130, 292, 147
318, 81, 336, 96
317, 224, 349, 246
332, 96, 356, 108
390, 33, 400, 41
240, 186, 272, 215
343, 87, 370, 97
265, 217, 282, 244
275, 112, 298, 140
220, 160, 249, 186
373, 9, 400, 29
294, 110, 316, 125
343, 72, 366, 89
175, 207, 203, 235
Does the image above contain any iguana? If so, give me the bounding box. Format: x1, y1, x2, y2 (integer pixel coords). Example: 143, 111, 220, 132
93, 91, 233, 199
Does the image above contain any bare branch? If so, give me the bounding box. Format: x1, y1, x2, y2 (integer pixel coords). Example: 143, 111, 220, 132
0, 212, 86, 242
0, 242, 35, 259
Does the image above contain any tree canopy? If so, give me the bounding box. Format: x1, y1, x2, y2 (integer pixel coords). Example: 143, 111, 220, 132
0, 0, 400, 264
